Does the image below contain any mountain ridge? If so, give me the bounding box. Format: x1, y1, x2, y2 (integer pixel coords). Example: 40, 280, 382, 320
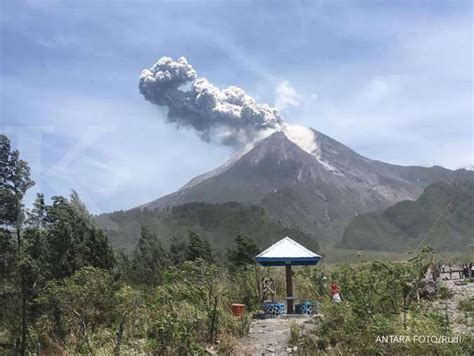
340, 181, 474, 251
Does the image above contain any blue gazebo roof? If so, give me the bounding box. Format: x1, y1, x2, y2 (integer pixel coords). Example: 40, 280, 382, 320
255, 237, 321, 266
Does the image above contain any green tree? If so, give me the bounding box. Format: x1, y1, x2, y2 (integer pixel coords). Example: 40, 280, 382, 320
130, 226, 168, 287
22, 193, 116, 353
0, 134, 35, 355
187, 231, 214, 263
0, 229, 18, 348
0, 135, 35, 245
45, 194, 115, 279
226, 233, 260, 270
26, 193, 47, 228
169, 236, 188, 266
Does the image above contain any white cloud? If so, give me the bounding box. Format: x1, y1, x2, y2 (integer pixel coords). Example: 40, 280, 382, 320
275, 81, 300, 112
37, 34, 76, 49
358, 75, 405, 105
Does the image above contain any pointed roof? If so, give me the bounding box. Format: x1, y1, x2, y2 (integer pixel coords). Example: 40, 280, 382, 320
255, 237, 321, 266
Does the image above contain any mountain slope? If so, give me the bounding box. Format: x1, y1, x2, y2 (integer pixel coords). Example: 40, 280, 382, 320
340, 181, 474, 251
140, 128, 472, 241
97, 202, 319, 254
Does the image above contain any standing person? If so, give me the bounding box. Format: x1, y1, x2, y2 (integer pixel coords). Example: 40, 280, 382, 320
463, 265, 469, 279
331, 282, 342, 303
470, 263, 473, 279
431, 263, 440, 281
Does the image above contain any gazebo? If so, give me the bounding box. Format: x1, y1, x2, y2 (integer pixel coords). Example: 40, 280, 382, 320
255, 237, 321, 314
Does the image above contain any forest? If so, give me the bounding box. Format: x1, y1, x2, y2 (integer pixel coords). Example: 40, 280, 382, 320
1, 133, 473, 354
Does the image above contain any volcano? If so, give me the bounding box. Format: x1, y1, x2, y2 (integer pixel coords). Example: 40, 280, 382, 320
140, 128, 472, 241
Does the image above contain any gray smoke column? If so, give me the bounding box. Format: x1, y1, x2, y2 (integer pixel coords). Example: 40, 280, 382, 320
139, 56, 284, 148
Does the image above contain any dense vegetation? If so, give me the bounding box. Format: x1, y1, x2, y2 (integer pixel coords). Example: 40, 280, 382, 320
0, 134, 264, 354
296, 251, 473, 354
97, 201, 319, 254
1, 134, 472, 354
341, 181, 474, 251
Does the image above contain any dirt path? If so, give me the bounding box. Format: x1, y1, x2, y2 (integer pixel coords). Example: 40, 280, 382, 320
235, 316, 313, 355
432, 279, 473, 335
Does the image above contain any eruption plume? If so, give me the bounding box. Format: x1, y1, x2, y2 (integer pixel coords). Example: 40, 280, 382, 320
139, 56, 285, 148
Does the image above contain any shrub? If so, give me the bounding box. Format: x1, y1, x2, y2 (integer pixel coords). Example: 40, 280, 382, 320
36, 267, 119, 353
438, 284, 454, 299
458, 297, 474, 313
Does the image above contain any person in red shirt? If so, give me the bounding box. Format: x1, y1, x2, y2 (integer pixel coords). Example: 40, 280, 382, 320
331, 282, 342, 303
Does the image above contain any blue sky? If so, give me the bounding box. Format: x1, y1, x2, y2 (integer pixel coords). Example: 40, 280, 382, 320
1, 0, 472, 213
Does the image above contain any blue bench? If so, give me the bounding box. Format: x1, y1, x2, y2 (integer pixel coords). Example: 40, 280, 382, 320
295, 301, 313, 315
263, 302, 286, 316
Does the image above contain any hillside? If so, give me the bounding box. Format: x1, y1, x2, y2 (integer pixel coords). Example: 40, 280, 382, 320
97, 201, 319, 254
340, 181, 474, 251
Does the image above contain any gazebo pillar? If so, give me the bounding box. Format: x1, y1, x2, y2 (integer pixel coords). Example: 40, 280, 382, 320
285, 263, 294, 314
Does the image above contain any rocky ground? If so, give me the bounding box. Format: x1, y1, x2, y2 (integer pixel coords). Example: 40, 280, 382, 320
234, 315, 315, 355
431, 278, 473, 335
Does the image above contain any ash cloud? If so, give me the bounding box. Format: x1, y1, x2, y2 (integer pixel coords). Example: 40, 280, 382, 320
139, 56, 284, 148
